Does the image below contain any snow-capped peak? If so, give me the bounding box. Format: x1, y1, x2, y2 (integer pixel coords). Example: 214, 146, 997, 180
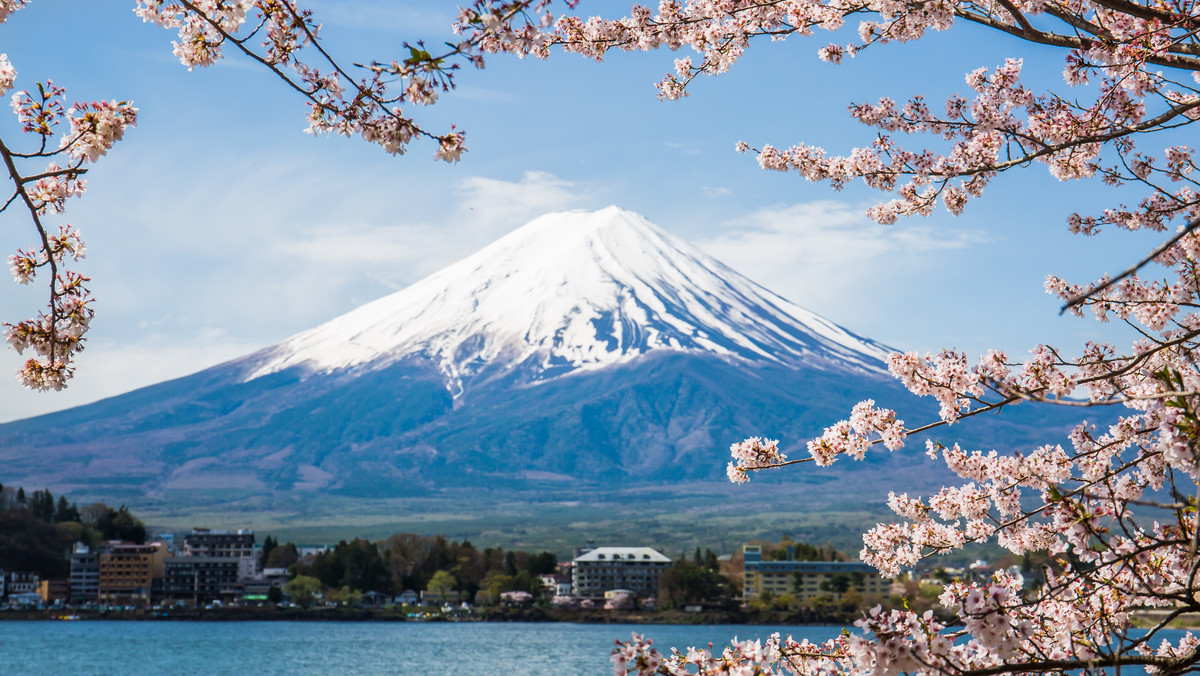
247, 206, 891, 394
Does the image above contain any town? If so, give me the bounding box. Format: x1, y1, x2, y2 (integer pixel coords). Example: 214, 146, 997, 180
0, 484, 1036, 621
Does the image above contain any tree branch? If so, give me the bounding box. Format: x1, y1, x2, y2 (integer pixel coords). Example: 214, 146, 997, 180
1059, 215, 1200, 313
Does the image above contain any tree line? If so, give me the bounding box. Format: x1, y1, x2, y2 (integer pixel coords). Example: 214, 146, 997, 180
265, 534, 561, 606
0, 482, 148, 578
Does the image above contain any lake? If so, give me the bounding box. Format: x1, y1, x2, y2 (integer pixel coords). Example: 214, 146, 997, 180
1, 621, 847, 675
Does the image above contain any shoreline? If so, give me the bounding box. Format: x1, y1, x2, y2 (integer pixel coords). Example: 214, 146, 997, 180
9, 607, 1199, 630
0, 605, 856, 625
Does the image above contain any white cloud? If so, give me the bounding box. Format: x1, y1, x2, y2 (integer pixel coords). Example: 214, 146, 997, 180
456, 170, 585, 226
662, 140, 703, 156
696, 201, 988, 334
278, 170, 587, 282
450, 86, 526, 106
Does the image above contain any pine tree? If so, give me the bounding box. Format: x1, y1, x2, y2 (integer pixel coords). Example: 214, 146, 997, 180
261, 535, 278, 566
28, 489, 55, 521
54, 495, 79, 523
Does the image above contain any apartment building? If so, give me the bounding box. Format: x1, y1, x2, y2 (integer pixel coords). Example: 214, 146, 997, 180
163, 556, 242, 604
98, 542, 167, 604
741, 545, 889, 600
183, 528, 255, 559
572, 547, 671, 599
6, 571, 39, 596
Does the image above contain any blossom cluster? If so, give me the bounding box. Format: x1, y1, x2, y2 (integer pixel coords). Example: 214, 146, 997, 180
61, 100, 138, 163
0, 0, 26, 24
611, 631, 855, 676
806, 400, 904, 465
134, 0, 482, 161
725, 436, 785, 483
499, 590, 534, 604
0, 53, 15, 94
27, 164, 85, 216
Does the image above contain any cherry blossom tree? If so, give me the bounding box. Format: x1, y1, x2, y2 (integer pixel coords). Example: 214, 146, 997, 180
6, 1, 1200, 673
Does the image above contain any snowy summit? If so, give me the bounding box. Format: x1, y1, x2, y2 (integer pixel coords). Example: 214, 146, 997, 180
248, 206, 891, 395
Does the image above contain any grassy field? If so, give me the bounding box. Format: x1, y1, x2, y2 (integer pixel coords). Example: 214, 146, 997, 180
135, 481, 999, 565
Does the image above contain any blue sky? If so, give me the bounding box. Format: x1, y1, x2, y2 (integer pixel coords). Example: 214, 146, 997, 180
0, 1, 1162, 421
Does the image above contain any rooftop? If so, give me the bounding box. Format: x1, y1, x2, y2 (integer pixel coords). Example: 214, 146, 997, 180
573, 547, 671, 563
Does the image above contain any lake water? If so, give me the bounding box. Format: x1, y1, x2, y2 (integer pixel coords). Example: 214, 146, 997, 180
1, 621, 847, 675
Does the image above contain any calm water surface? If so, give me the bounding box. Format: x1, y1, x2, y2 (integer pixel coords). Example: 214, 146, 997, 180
2, 621, 846, 675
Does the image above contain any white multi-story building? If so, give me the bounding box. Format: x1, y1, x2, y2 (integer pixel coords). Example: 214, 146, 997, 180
572, 547, 671, 599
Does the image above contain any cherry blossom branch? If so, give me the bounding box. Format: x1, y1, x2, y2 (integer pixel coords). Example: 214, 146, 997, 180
1059, 216, 1200, 313
961, 651, 1199, 676
0, 41, 133, 390
0, 134, 61, 359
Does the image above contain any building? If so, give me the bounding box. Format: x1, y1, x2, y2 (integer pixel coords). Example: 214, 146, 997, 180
163, 556, 242, 605
242, 579, 274, 601
421, 589, 459, 604
7, 571, 40, 596
262, 567, 290, 587
69, 542, 100, 603
360, 591, 389, 608
297, 545, 330, 559
741, 545, 890, 600
540, 573, 572, 597
182, 528, 257, 588
572, 547, 672, 599
98, 542, 167, 604
184, 528, 255, 559
37, 579, 69, 603
149, 532, 176, 552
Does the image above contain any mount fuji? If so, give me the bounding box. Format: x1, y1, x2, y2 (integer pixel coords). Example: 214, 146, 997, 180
248, 206, 890, 392
0, 207, 1068, 528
